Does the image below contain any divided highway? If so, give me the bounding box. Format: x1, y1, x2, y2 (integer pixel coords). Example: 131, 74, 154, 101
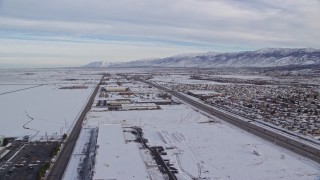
46, 78, 101, 180
141, 79, 320, 163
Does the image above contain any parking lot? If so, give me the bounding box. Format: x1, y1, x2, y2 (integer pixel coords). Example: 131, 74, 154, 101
0, 140, 59, 180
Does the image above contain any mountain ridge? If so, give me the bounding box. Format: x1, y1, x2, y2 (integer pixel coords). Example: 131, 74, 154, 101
83, 48, 320, 68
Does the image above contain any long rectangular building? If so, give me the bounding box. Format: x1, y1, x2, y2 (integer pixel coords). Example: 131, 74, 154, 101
93, 124, 150, 180
122, 103, 158, 110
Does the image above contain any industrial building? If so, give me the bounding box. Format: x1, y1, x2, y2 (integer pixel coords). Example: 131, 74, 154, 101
107, 99, 131, 106
122, 103, 158, 111
105, 87, 128, 92
135, 99, 172, 105
107, 99, 132, 110
119, 92, 135, 97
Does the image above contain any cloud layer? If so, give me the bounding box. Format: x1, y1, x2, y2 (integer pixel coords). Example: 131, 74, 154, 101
0, 0, 319, 67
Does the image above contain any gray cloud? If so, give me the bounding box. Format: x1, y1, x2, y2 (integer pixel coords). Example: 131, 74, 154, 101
0, 0, 319, 67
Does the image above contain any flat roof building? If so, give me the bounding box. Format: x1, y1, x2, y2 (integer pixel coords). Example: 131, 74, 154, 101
107, 99, 131, 106
122, 103, 158, 111
93, 124, 150, 180
106, 87, 128, 92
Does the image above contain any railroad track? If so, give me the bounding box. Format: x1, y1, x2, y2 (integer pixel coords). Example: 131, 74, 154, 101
140, 79, 320, 163
46, 77, 102, 180
133, 127, 177, 180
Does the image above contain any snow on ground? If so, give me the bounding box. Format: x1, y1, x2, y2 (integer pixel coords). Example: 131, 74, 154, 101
93, 124, 150, 180
63, 128, 93, 180
86, 103, 320, 180
0, 85, 37, 94
25, 71, 320, 180
86, 104, 209, 127
0, 83, 94, 138
0, 68, 102, 85
144, 123, 320, 180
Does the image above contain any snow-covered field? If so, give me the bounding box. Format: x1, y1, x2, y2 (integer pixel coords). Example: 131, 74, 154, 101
86, 104, 209, 127
85, 104, 320, 179
144, 123, 320, 179
0, 85, 38, 94
0, 69, 100, 139
0, 84, 94, 138
93, 124, 150, 180
4, 69, 316, 180
69, 74, 320, 180
87, 105, 320, 180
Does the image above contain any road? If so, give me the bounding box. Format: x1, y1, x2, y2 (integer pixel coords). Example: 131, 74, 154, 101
141, 79, 320, 163
46, 78, 101, 180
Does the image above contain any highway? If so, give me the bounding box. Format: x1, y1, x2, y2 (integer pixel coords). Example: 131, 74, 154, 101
140, 79, 320, 163
46, 78, 101, 180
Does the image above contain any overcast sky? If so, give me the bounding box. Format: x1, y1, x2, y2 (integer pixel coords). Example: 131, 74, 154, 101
0, 0, 319, 68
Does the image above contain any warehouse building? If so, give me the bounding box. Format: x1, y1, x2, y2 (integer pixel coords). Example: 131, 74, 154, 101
107, 99, 131, 106
122, 103, 159, 111
119, 92, 135, 97
135, 99, 172, 105
106, 87, 128, 92
107, 99, 132, 110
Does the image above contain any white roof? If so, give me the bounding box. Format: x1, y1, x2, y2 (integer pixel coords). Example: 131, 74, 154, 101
136, 99, 171, 103
94, 124, 149, 180
188, 90, 221, 95
122, 103, 157, 107
106, 87, 127, 90
107, 100, 131, 103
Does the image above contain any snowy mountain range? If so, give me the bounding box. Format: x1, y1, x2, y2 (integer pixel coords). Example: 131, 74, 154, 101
83, 48, 320, 68
83, 61, 111, 68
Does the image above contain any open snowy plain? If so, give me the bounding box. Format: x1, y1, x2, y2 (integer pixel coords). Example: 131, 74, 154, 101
85, 106, 320, 179
1, 69, 319, 179
0, 68, 101, 139
66, 75, 320, 180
